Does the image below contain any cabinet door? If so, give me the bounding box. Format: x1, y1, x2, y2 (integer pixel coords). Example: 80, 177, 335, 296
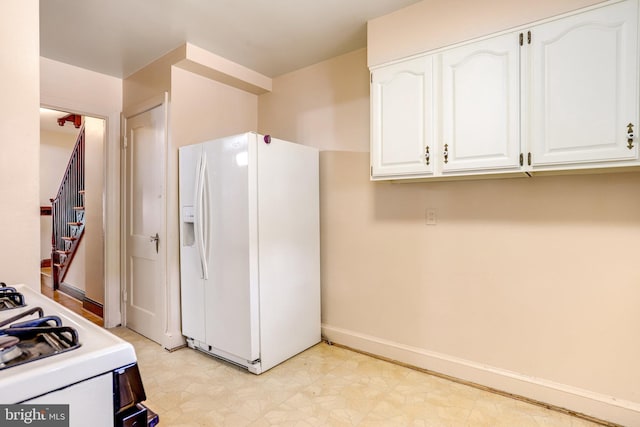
371, 55, 434, 178
528, 0, 638, 167
441, 32, 521, 173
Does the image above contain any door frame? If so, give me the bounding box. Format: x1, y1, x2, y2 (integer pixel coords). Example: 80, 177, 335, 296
121, 92, 169, 344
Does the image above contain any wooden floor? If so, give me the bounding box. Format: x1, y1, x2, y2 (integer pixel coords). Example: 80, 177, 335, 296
40, 269, 104, 327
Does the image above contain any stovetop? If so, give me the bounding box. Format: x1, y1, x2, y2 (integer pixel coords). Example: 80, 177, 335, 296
0, 284, 137, 403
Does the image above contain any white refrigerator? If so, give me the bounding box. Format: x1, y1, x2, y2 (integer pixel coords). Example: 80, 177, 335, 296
178, 132, 320, 374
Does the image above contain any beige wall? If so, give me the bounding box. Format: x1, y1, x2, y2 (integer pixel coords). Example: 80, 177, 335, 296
40, 130, 77, 206
258, 32, 640, 427
367, 0, 606, 67
259, 49, 369, 152
63, 237, 86, 293
41, 58, 122, 327
123, 46, 184, 111
171, 66, 258, 146
0, 1, 40, 288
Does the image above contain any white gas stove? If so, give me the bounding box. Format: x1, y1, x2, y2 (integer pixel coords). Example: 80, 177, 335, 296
0, 284, 158, 426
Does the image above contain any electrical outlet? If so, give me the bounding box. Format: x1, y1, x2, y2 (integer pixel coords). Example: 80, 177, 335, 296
425, 208, 437, 225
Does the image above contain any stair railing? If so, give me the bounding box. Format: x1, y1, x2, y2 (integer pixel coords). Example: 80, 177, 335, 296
51, 124, 85, 288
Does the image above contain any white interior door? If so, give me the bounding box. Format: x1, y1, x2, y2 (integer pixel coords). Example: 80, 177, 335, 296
124, 103, 166, 344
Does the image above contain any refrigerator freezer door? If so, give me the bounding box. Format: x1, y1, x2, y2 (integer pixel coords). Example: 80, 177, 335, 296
203, 133, 260, 362
178, 144, 206, 343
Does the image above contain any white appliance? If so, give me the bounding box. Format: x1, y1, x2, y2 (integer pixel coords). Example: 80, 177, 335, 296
179, 132, 320, 374
0, 284, 157, 427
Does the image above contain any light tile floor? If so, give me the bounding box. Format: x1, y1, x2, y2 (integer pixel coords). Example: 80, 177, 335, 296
110, 327, 606, 427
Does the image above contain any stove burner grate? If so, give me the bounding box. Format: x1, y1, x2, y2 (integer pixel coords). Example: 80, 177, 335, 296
0, 289, 25, 311
0, 283, 25, 311
0, 326, 81, 370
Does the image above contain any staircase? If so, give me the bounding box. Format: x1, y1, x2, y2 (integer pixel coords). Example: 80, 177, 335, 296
51, 125, 85, 289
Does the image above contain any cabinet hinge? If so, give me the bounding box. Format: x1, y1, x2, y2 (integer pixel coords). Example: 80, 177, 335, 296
370, 73, 373, 84
370, 165, 373, 176
519, 153, 524, 166
122, 135, 128, 149
519, 33, 523, 46
527, 31, 532, 44
528, 152, 532, 166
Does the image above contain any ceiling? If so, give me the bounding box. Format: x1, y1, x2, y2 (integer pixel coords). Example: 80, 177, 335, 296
40, 0, 421, 79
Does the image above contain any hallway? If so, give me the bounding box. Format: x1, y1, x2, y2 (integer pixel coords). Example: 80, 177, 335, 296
40, 267, 103, 326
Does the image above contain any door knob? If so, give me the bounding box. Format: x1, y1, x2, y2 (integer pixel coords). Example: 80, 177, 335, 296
150, 233, 159, 253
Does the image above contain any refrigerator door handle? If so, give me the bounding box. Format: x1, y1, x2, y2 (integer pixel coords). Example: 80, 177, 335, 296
194, 153, 209, 280
202, 157, 211, 279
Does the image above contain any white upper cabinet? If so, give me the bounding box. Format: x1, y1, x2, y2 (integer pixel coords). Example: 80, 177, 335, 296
369, 0, 639, 181
527, 0, 639, 168
371, 55, 434, 179
440, 32, 521, 174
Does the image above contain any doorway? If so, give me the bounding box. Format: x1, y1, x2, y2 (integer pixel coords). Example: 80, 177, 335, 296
39, 107, 106, 324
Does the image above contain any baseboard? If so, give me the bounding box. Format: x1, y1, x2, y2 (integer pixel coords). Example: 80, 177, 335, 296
82, 297, 103, 318
58, 282, 85, 301
59, 283, 104, 319
321, 324, 639, 427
